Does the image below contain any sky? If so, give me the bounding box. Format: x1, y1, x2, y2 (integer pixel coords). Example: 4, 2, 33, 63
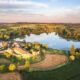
0, 0, 80, 23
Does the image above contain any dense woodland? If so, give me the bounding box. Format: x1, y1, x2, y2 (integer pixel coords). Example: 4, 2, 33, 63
0, 23, 80, 40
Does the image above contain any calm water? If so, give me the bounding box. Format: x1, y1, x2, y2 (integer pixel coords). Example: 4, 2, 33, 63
15, 32, 80, 50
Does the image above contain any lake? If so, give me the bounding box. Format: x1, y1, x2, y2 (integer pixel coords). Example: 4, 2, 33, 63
15, 32, 80, 50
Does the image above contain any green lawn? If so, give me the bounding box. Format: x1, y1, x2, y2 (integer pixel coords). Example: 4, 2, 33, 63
20, 59, 80, 80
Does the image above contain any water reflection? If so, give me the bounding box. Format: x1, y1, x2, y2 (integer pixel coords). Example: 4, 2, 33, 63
15, 32, 80, 49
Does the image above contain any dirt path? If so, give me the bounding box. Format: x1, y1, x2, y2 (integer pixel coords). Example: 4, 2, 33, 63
0, 58, 11, 64
31, 54, 68, 69
0, 72, 22, 80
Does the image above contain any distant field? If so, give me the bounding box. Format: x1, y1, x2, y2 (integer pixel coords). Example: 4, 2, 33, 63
0, 23, 80, 41
20, 59, 80, 80
0, 23, 80, 29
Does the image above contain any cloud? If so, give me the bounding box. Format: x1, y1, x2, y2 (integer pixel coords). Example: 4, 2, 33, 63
46, 7, 80, 23
0, 0, 80, 23
0, 0, 48, 11
0, 8, 80, 23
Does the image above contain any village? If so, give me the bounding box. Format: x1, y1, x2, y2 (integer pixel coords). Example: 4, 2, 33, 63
0, 41, 41, 59
0, 40, 49, 72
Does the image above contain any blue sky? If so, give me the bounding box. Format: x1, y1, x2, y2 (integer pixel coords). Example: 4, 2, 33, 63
0, 0, 80, 23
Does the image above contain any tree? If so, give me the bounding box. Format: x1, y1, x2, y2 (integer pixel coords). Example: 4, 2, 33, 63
24, 61, 30, 69
70, 55, 75, 61
34, 44, 40, 51
0, 32, 4, 39
70, 44, 76, 56
75, 52, 80, 59
66, 31, 71, 38
41, 44, 48, 49
8, 64, 16, 71
41, 49, 46, 56
4, 34, 10, 40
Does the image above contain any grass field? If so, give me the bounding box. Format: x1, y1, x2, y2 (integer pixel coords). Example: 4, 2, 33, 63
20, 59, 80, 80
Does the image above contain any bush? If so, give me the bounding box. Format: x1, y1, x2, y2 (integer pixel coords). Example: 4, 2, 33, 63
8, 64, 16, 71
75, 52, 80, 59
3, 52, 12, 58
24, 61, 30, 70
41, 44, 48, 49
0, 64, 5, 71
70, 55, 75, 61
